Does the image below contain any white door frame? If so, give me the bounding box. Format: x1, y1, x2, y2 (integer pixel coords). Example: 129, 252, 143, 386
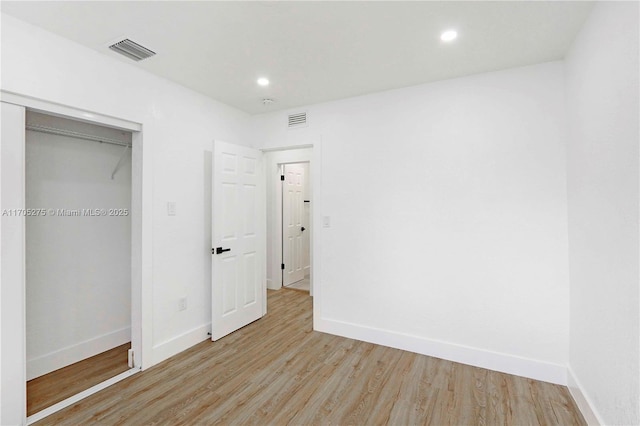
262, 141, 321, 311
0, 91, 152, 425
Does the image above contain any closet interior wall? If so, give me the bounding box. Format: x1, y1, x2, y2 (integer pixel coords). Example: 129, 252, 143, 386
25, 111, 132, 380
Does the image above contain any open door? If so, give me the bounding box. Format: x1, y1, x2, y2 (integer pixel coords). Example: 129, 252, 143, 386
211, 140, 265, 341
282, 163, 306, 286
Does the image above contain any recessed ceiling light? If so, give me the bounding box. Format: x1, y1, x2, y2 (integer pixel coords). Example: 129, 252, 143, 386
257, 77, 270, 86
440, 30, 458, 42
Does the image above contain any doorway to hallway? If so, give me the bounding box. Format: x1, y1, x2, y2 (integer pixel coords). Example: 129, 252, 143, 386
281, 162, 311, 292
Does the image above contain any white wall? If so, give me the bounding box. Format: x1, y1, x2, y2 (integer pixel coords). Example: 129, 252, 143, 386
252, 61, 571, 384
565, 2, 640, 425
25, 112, 132, 380
1, 12, 251, 375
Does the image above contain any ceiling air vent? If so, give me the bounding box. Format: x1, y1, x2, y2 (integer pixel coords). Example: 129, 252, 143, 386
109, 39, 156, 62
288, 112, 307, 129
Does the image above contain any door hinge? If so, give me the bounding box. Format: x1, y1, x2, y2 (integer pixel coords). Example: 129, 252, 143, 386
281, 263, 285, 270
128, 349, 134, 368
280, 175, 285, 181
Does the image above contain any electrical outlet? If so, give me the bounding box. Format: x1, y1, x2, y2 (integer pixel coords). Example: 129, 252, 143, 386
178, 297, 187, 311
167, 201, 177, 216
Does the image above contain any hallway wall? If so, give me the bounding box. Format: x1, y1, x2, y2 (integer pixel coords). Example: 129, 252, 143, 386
252, 61, 571, 384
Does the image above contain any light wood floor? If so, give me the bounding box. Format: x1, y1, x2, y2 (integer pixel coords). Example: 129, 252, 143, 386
285, 277, 310, 292
28, 342, 131, 416
36, 290, 586, 425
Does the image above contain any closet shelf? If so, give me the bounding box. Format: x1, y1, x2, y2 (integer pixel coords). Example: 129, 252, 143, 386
26, 124, 132, 148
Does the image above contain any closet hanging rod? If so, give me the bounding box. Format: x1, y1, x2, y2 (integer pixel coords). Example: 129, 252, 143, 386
26, 124, 132, 148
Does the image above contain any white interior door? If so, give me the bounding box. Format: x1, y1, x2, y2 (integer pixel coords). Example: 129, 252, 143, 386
212, 140, 265, 341
282, 164, 306, 286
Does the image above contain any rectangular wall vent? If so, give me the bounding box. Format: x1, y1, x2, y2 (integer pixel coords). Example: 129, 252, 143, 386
109, 39, 156, 62
288, 112, 307, 128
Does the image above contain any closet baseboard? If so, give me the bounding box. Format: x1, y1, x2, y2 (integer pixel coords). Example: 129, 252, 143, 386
27, 327, 131, 380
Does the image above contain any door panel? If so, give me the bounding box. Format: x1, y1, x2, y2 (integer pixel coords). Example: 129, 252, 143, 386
282, 164, 306, 286
221, 255, 238, 315
212, 141, 264, 341
243, 252, 257, 305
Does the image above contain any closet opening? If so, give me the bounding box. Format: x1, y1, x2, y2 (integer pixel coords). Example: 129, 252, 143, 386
24, 111, 135, 417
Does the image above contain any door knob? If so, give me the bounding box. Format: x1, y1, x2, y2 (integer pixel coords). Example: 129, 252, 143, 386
214, 247, 231, 254
301, 226, 306, 232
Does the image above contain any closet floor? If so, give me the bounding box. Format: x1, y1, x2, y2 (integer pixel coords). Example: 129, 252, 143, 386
27, 342, 131, 416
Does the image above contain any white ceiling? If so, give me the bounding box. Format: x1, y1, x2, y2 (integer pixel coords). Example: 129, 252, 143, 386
1, 1, 593, 115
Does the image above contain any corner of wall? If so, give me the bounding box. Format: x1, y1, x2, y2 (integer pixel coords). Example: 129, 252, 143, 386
567, 366, 604, 425
266, 278, 280, 290
27, 327, 131, 380
315, 317, 568, 386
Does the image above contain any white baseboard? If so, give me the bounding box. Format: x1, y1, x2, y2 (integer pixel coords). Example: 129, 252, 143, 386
567, 365, 603, 425
266, 278, 280, 290
27, 326, 131, 380
152, 323, 210, 365
315, 317, 567, 385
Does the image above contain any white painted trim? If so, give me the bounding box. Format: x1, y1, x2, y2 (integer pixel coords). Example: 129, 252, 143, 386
567, 365, 603, 425
0, 106, 3, 421
0, 90, 141, 132
310, 140, 322, 320
26, 367, 139, 425
259, 148, 268, 317
261, 143, 313, 153
1, 102, 27, 426
152, 323, 210, 365
131, 129, 153, 371
27, 327, 131, 380
275, 162, 284, 290
316, 317, 567, 385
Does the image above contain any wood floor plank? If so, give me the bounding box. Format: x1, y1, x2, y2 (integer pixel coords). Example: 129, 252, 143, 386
27, 342, 130, 416
35, 289, 587, 425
